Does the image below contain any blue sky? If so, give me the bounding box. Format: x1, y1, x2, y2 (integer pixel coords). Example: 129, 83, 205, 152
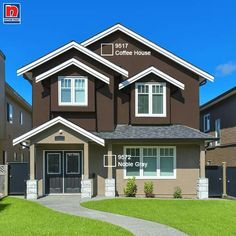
0, 0, 235, 105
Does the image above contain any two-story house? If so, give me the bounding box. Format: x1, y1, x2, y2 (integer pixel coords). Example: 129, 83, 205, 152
200, 87, 236, 166
14, 24, 215, 199
0, 50, 32, 164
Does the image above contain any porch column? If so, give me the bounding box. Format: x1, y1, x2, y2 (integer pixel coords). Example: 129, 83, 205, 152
26, 144, 38, 199
81, 143, 93, 198
105, 143, 115, 197
197, 142, 208, 199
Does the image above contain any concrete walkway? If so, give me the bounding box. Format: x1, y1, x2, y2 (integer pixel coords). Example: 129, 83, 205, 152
36, 195, 187, 236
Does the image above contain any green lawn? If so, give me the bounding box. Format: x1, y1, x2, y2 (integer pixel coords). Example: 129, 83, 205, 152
82, 198, 236, 236
0, 197, 132, 236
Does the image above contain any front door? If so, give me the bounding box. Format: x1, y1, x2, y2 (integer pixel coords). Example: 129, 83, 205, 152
45, 151, 82, 194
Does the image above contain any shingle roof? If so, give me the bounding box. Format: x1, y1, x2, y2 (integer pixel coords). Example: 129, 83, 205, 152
93, 124, 216, 140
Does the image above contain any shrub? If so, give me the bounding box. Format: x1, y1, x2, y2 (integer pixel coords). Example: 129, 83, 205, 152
144, 182, 154, 198
173, 186, 182, 198
124, 177, 137, 197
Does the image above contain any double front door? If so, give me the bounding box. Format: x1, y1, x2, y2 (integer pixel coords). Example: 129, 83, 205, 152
45, 151, 82, 194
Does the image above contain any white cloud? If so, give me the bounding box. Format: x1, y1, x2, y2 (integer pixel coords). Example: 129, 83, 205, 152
216, 61, 236, 77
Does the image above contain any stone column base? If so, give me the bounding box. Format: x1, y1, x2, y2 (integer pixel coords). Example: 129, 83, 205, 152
26, 180, 38, 200
197, 178, 208, 199
81, 179, 93, 198
105, 178, 115, 197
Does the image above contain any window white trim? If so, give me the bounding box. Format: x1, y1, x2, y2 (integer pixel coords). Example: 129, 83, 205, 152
47, 153, 61, 175
20, 111, 23, 125
215, 118, 221, 146
66, 153, 80, 175
123, 146, 176, 180
135, 82, 166, 117
203, 113, 210, 132
58, 76, 88, 106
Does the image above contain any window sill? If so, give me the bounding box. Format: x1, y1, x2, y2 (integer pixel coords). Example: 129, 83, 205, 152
58, 103, 88, 107
135, 114, 167, 118
124, 176, 176, 180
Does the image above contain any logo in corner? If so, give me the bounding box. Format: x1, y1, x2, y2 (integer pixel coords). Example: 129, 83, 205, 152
3, 3, 21, 24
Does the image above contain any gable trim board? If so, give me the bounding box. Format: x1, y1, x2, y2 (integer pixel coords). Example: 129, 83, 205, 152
35, 58, 110, 84
13, 116, 105, 146
81, 24, 214, 82
119, 66, 185, 90
17, 41, 129, 78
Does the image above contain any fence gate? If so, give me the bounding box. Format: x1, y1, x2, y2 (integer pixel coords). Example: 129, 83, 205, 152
8, 163, 29, 195
205, 166, 223, 197
226, 167, 236, 197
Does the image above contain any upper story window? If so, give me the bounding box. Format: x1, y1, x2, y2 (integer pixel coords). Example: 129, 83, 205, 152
203, 113, 210, 132
135, 82, 166, 117
7, 103, 13, 124
215, 118, 221, 146
58, 76, 88, 106
20, 111, 23, 125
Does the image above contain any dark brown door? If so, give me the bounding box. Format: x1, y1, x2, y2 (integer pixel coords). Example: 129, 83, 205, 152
45, 151, 63, 194
64, 151, 82, 193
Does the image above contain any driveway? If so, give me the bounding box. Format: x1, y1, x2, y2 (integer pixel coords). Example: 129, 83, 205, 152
36, 195, 187, 236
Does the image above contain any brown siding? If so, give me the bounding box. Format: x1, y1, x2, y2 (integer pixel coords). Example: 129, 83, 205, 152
201, 94, 236, 166
88, 31, 200, 129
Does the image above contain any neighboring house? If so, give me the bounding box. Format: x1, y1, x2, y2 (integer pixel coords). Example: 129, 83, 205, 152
14, 24, 215, 200
0, 50, 32, 164
200, 87, 236, 166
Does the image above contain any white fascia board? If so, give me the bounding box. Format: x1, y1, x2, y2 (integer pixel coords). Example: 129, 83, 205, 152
35, 58, 110, 84
13, 116, 105, 146
119, 66, 185, 90
82, 24, 214, 82
17, 41, 128, 77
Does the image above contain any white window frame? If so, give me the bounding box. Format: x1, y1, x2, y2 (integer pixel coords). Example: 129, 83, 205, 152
7, 103, 13, 124
66, 153, 80, 175
58, 76, 88, 106
47, 153, 61, 175
203, 113, 210, 132
123, 146, 176, 179
20, 111, 23, 125
135, 82, 166, 117
215, 119, 221, 146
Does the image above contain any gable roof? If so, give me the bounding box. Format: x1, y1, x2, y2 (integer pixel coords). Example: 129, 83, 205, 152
35, 58, 110, 84
119, 66, 185, 90
200, 86, 236, 111
81, 24, 214, 82
17, 41, 128, 78
13, 116, 105, 146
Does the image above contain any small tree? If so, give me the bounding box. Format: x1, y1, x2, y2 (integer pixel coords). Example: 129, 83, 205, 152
124, 177, 137, 197
144, 182, 154, 198
173, 186, 182, 198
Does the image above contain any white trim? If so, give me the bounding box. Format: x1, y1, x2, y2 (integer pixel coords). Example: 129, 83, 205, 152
58, 76, 88, 106
123, 146, 176, 180
35, 58, 110, 84
203, 113, 210, 132
66, 152, 80, 175
119, 66, 185, 90
13, 116, 105, 146
215, 118, 221, 146
135, 82, 166, 117
82, 24, 213, 81
17, 41, 128, 77
47, 152, 61, 175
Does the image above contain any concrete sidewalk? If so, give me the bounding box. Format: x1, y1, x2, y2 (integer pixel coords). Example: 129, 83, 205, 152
36, 195, 187, 236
